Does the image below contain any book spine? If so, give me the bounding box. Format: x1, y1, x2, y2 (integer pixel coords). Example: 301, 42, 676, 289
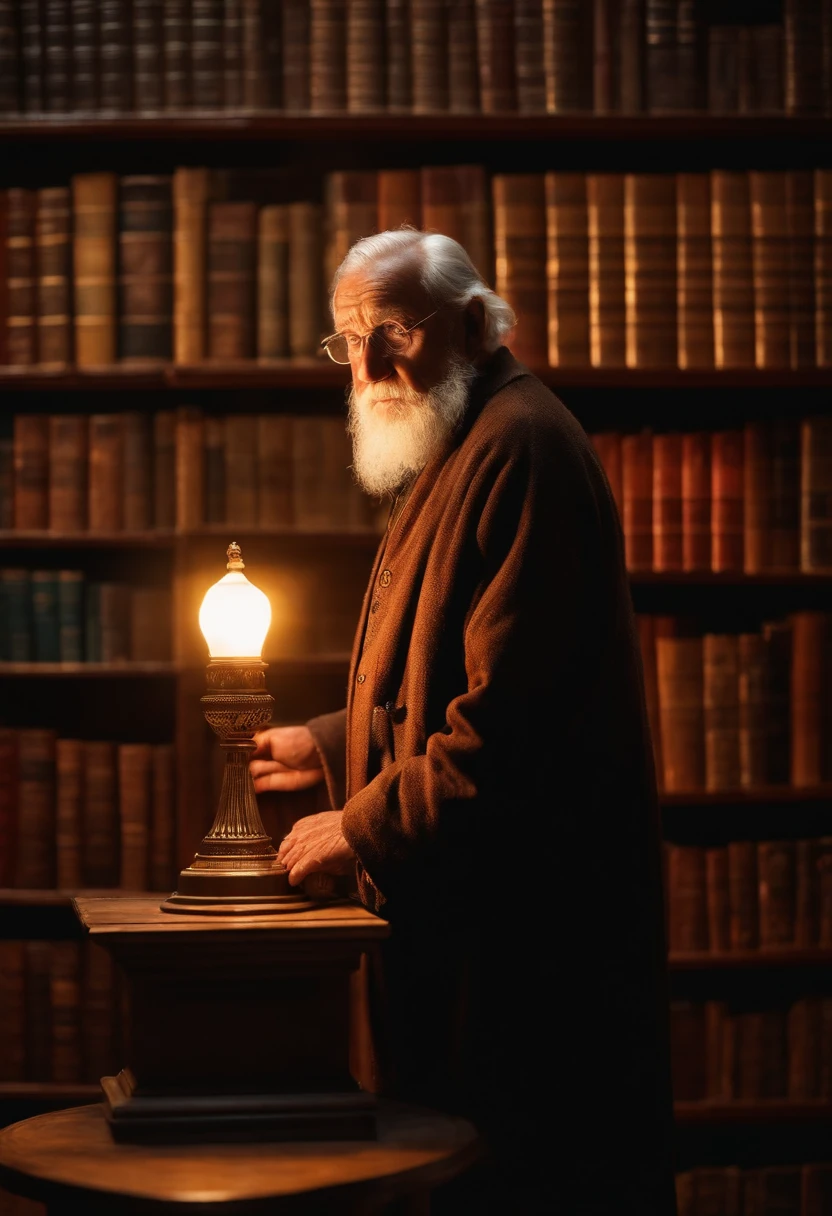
476, 0, 516, 113
727, 839, 758, 949
711, 170, 755, 368
240, 0, 264, 107
703, 633, 740, 791
150, 743, 176, 891
173, 167, 210, 364
681, 431, 711, 572
492, 175, 547, 368
707, 24, 739, 114
324, 171, 378, 305
791, 612, 832, 786
543, 0, 593, 113
0, 729, 18, 887
514, 0, 546, 113
411, 0, 447, 113
35, 186, 72, 368
619, 0, 644, 114
257, 204, 290, 359
19, 0, 45, 113
592, 0, 618, 114
25, 940, 53, 1079
31, 569, 60, 661
377, 170, 422, 231
0, 940, 25, 1080
675, 0, 702, 111
656, 635, 704, 791
118, 743, 152, 889
257, 413, 293, 526
644, 0, 676, 112
82, 741, 119, 886
669, 1001, 706, 1100
88, 414, 124, 532
801, 416, 832, 571
191, 0, 224, 108
784, 0, 825, 115
133, 0, 165, 113
448, 0, 480, 115
819, 840, 832, 948
384, 0, 410, 112
175, 406, 205, 529
222, 0, 244, 108
0, 1, 20, 114
50, 940, 81, 1082
118, 175, 174, 364
292, 415, 327, 530
795, 837, 820, 947
15, 729, 57, 889
44, 0, 71, 115
207, 200, 258, 360
421, 165, 491, 282
739, 25, 783, 114
57, 570, 84, 662
1, 569, 33, 660
203, 414, 226, 523
13, 413, 49, 529
85, 581, 101, 662
122, 412, 153, 531
288, 202, 324, 357
788, 998, 821, 1098
7, 188, 37, 366
163, 0, 192, 109
282, 0, 311, 112
129, 586, 171, 661
652, 432, 683, 571
750, 171, 791, 369
81, 940, 116, 1080
786, 170, 816, 369
347, 0, 385, 112
621, 430, 653, 571
98, 582, 130, 661
99, 0, 133, 111
667, 845, 707, 951
71, 0, 99, 112
0, 190, 8, 365
153, 410, 176, 528
72, 172, 118, 367
544, 171, 590, 366
738, 632, 767, 786
758, 839, 797, 948
762, 619, 792, 786
587, 173, 626, 367
744, 420, 801, 573
817, 170, 832, 367
224, 413, 258, 524
0, 439, 11, 528
711, 430, 744, 572
624, 172, 677, 368
309, 0, 347, 113
705, 846, 729, 952
676, 173, 714, 370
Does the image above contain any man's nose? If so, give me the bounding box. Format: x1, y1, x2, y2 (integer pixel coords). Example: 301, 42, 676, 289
353, 334, 391, 384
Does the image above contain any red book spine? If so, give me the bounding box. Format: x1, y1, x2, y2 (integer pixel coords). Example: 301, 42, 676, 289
682, 432, 711, 571
711, 429, 744, 572
652, 432, 683, 571
622, 430, 653, 571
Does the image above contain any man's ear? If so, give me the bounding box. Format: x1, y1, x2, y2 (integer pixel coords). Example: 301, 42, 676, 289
463, 296, 486, 360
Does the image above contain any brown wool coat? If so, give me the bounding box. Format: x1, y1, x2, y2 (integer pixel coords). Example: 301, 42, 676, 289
308, 348, 677, 1214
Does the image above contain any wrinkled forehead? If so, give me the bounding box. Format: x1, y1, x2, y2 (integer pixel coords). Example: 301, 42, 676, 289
333, 253, 434, 331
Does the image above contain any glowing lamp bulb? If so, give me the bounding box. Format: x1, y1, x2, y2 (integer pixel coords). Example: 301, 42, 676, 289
199, 542, 271, 659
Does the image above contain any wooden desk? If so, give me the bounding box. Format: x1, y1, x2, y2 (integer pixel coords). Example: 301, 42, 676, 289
0, 1102, 479, 1215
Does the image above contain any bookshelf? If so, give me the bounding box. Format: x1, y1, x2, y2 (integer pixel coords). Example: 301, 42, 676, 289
2, 5, 832, 1207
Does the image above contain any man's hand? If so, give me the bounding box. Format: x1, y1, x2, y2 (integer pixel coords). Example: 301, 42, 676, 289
249, 725, 325, 793
277, 811, 355, 887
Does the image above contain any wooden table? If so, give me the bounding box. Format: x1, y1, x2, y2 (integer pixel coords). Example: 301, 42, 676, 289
0, 1101, 479, 1215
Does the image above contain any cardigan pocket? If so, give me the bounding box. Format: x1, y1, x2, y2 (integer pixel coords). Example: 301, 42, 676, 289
370, 702, 406, 768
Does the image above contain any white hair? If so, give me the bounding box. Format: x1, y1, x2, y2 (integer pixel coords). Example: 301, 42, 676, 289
330, 228, 516, 355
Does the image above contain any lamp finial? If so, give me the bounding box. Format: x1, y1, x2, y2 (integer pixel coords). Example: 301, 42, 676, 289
226, 541, 244, 570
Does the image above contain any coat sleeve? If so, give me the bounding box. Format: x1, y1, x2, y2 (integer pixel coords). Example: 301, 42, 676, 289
340, 422, 612, 910
306, 708, 347, 810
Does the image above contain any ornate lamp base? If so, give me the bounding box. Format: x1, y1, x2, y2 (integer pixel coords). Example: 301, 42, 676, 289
161, 658, 314, 916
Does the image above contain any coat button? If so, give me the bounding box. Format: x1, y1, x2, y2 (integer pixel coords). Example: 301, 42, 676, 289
379, 569, 392, 587
356, 673, 366, 684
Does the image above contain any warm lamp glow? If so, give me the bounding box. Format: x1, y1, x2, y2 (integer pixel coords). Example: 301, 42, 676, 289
199, 544, 271, 658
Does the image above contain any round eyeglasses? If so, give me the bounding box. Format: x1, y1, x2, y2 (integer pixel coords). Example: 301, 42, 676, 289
320, 310, 439, 365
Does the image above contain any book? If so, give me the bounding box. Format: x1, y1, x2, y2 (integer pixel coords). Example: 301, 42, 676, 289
681, 432, 711, 572
739, 25, 784, 114
6, 188, 37, 366
82, 942, 117, 1082
24, 940, 53, 1080
150, 743, 176, 892
48, 415, 87, 532
71, 0, 99, 112
788, 997, 822, 1097
411, 0, 447, 114
55, 738, 83, 888
0, 941, 26, 1081
621, 430, 653, 571
624, 173, 677, 368
224, 413, 259, 524
88, 414, 124, 532
222, 0, 244, 108
711, 170, 755, 368
543, 0, 593, 113
657, 634, 704, 792
791, 612, 832, 786
288, 202, 324, 357
15, 729, 57, 889
347, 0, 385, 112
795, 838, 821, 947
153, 410, 176, 529
667, 845, 707, 951
476, 0, 516, 113
592, 0, 618, 114
817, 170, 832, 367
50, 940, 81, 1082
163, 0, 192, 110
761, 620, 792, 786
652, 432, 683, 571
750, 171, 791, 369
309, 0, 347, 113
207, 201, 258, 360
0, 1, 19, 114
174, 168, 213, 364
118, 175, 174, 364
707, 24, 739, 114
758, 839, 797, 948
711, 430, 744, 572
644, 0, 676, 113
118, 743, 152, 889
421, 165, 492, 284
82, 740, 119, 887
325, 171, 378, 297
191, 0, 224, 108
31, 569, 60, 662
122, 412, 153, 532
738, 632, 769, 787
705, 846, 729, 953
676, 173, 714, 369
785, 0, 825, 115
203, 414, 226, 524
99, 0, 132, 111
744, 420, 801, 573
35, 186, 72, 368
728, 839, 758, 949
587, 173, 626, 366
257, 204, 290, 359
800, 416, 832, 571
448, 0, 480, 114
619, 0, 644, 114
513, 0, 546, 113
492, 175, 547, 368
257, 414, 293, 526
0, 729, 18, 887
0, 568, 32, 660
72, 172, 118, 367
703, 633, 740, 791
787, 170, 817, 369
282, 0, 311, 112
544, 172, 590, 366
130, 586, 172, 661
133, 0, 165, 113
0, 438, 10, 528
675, 0, 701, 112
175, 406, 205, 530
97, 582, 131, 662
13, 413, 49, 530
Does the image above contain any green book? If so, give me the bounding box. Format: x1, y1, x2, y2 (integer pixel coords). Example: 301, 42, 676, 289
57, 570, 85, 663
31, 570, 60, 662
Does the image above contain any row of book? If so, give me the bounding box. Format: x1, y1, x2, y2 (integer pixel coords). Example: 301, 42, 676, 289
2, 411, 382, 534
0, 1, 829, 118
638, 613, 832, 793
665, 839, 832, 955
0, 571, 171, 663
0, 729, 176, 891
670, 997, 832, 1102
590, 418, 832, 575
675, 1165, 832, 1216
0, 938, 120, 1084
3, 166, 831, 371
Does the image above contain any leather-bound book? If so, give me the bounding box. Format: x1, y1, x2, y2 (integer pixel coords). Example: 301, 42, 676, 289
257, 414, 293, 526
739, 26, 784, 114
224, 413, 258, 525
821, 845, 832, 946
163, 0, 192, 109
175, 406, 204, 529
310, 0, 347, 113
762, 619, 792, 786
514, 0, 545, 113
707, 24, 739, 114
750, 171, 790, 369
72, 172, 117, 367
795, 838, 820, 947
0, 439, 11, 528
492, 175, 546, 368
207, 200, 257, 361
31, 569, 60, 661
15, 729, 57, 889
122, 412, 152, 531
621, 430, 653, 571
0, 191, 8, 367
801, 416, 832, 571
619, 0, 644, 114
587, 173, 626, 366
675, 0, 702, 112
703, 633, 740, 791
476, 0, 516, 113
744, 1169, 801, 1213
35, 187, 72, 369
57, 570, 84, 662
174, 167, 220, 364
347, 0, 384, 112
447, 0, 479, 114
191, 0, 224, 108
19, 0, 45, 112
7, 188, 37, 366
681, 431, 710, 572
816, 170, 832, 367
592, 0, 618, 114
99, 0, 132, 111
803, 1165, 832, 1214
589, 431, 623, 518
1, 569, 32, 660
706, 1002, 731, 1099
711, 430, 744, 572
545, 172, 590, 366
222, 0, 244, 108
644, 0, 676, 112
635, 614, 663, 784
784, 0, 824, 115
411, 0, 447, 113
324, 171, 378, 298
118, 175, 174, 364
153, 410, 176, 529
150, 744, 176, 892
744, 419, 800, 573
624, 173, 677, 368
0, 729, 18, 887
705, 847, 730, 952
70, 0, 98, 112
0, 940, 25, 1081
24, 940, 53, 1078
98, 583, 131, 660
203, 414, 225, 523
384, 0, 410, 111
48, 415, 87, 533
711, 171, 754, 368
758, 839, 797, 949
0, 1, 19, 113
88, 414, 123, 532
791, 611, 832, 786
133, 0, 165, 112
281, 0, 310, 111
292, 416, 327, 530
82, 940, 117, 1080
421, 166, 491, 284
652, 432, 683, 571
667, 845, 707, 952
118, 743, 152, 890
377, 171, 422, 231
43, 0, 71, 113
738, 632, 767, 787
288, 201, 324, 357
676, 174, 714, 369
240, 0, 265, 108
51, 940, 82, 1081
81, 740, 118, 887
788, 998, 822, 1098
727, 839, 758, 949
543, 0, 592, 112
257, 204, 290, 359
656, 634, 704, 791
13, 414, 49, 530
786, 171, 816, 369
668, 1001, 706, 1100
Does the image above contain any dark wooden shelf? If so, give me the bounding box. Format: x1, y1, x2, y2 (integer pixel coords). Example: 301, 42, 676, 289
670, 949, 832, 970
661, 785, 832, 806
0, 662, 176, 677
0, 112, 830, 143
674, 1101, 832, 1126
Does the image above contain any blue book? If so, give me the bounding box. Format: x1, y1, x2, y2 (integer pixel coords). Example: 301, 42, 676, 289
57, 570, 85, 662
31, 570, 60, 662
0, 569, 32, 661
85, 581, 102, 663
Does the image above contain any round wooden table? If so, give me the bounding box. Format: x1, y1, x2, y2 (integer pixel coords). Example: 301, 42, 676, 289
0, 1102, 480, 1215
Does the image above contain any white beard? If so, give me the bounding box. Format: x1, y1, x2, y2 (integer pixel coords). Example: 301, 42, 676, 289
348, 355, 477, 497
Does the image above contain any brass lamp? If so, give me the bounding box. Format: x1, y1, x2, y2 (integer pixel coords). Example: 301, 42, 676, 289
162, 542, 314, 914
